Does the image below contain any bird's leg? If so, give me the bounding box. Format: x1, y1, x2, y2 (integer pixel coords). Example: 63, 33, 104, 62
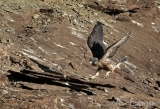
104, 63, 119, 78
105, 71, 111, 77
89, 67, 102, 80
105, 56, 128, 78
116, 63, 121, 69
90, 71, 99, 79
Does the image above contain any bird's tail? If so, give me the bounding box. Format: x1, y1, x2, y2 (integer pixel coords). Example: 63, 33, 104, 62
114, 56, 128, 65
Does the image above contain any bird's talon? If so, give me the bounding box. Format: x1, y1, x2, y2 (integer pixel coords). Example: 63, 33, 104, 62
105, 71, 111, 77
88, 74, 97, 80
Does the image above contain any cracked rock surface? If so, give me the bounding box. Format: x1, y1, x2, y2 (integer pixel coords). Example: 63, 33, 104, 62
0, 0, 160, 108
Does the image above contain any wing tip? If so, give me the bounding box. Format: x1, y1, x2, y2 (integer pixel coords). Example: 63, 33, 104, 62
126, 31, 131, 36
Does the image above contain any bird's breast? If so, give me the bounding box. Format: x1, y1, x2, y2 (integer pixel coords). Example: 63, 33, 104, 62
96, 60, 112, 70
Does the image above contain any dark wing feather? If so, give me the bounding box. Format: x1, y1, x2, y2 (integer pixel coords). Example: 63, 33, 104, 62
87, 21, 106, 59
102, 31, 131, 60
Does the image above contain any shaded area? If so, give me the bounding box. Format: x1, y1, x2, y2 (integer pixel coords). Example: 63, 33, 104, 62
8, 69, 116, 95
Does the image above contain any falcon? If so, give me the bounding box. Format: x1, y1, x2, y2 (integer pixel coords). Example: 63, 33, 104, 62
87, 21, 131, 79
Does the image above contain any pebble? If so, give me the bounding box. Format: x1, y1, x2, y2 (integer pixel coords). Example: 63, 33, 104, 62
0, 74, 9, 88
32, 14, 39, 19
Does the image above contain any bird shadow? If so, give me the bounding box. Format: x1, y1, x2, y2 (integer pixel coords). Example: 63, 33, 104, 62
7, 66, 115, 95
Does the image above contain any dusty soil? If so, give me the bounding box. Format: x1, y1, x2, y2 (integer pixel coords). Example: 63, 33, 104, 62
0, 0, 160, 108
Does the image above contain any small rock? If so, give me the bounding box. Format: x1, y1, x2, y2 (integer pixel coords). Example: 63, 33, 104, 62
0, 38, 7, 44
148, 49, 152, 52
46, 18, 51, 23
32, 14, 39, 19
43, 0, 51, 2
0, 74, 9, 88
115, 12, 130, 21
104, 88, 108, 93
107, 19, 116, 23
98, 18, 114, 29
2, 89, 8, 95
77, 4, 83, 8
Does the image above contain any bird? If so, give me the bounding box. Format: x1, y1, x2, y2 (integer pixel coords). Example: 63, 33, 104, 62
87, 21, 131, 79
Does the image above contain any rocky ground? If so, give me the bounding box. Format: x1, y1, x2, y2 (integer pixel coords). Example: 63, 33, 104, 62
0, 0, 160, 108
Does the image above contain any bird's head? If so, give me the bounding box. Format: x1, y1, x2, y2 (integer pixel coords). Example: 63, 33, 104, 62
89, 58, 98, 65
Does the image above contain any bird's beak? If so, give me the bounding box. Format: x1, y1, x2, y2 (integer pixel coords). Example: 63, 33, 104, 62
89, 58, 96, 64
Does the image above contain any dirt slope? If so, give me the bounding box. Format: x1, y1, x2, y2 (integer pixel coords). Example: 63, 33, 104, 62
0, 0, 160, 109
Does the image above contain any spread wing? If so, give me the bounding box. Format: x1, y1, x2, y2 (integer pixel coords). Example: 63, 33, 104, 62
87, 21, 107, 59
101, 31, 131, 60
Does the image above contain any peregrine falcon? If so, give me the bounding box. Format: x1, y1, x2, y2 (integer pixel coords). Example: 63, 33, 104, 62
87, 21, 131, 79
